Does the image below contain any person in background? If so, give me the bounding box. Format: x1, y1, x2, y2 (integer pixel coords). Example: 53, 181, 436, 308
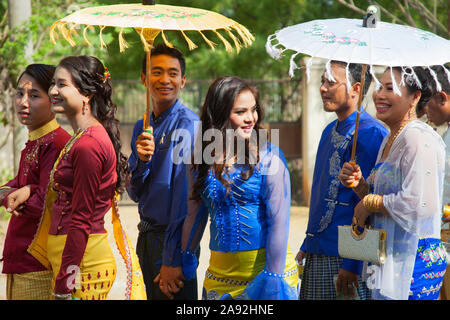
339, 66, 446, 300
297, 61, 388, 300
0, 64, 70, 300
127, 44, 199, 300
423, 65, 450, 300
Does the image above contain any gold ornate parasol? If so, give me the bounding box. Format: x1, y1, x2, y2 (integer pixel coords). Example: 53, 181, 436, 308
49, 1, 254, 129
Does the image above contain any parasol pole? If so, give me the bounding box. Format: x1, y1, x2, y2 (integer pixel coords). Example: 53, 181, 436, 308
143, 0, 155, 131
347, 6, 378, 187
349, 63, 367, 166
144, 44, 153, 130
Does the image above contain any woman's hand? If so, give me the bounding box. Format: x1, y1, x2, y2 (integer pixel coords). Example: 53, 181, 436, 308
353, 200, 372, 228
339, 162, 362, 188
6, 185, 30, 216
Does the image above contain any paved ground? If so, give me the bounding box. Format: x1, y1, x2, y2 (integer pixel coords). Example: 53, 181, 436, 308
0, 204, 309, 300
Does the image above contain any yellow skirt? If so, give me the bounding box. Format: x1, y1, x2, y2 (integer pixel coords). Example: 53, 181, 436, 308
203, 247, 298, 299
47, 233, 116, 300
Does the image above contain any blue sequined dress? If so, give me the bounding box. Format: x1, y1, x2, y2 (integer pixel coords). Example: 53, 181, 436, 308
181, 143, 299, 300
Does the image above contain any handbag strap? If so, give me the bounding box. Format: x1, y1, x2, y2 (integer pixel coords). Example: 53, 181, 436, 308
351, 216, 368, 240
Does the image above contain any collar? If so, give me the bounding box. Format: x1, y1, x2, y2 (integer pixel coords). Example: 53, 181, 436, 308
335, 110, 358, 134
151, 100, 181, 126
28, 118, 60, 141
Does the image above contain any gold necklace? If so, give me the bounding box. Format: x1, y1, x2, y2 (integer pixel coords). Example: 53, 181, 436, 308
386, 121, 409, 148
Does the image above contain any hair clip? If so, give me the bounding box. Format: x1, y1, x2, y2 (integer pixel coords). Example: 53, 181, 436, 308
103, 67, 111, 83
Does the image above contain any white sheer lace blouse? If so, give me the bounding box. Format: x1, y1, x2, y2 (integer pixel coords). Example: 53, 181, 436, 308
364, 120, 445, 300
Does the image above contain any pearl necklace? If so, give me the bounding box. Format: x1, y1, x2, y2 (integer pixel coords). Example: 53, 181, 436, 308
386, 121, 409, 148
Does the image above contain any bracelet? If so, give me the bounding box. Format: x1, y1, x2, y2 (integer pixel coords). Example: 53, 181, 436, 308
52, 292, 72, 300
362, 194, 383, 212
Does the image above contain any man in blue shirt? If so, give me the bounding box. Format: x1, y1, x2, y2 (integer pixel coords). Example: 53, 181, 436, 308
296, 61, 388, 300
127, 44, 199, 300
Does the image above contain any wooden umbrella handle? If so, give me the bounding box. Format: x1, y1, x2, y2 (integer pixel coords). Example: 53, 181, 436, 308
348, 64, 367, 188
144, 41, 154, 131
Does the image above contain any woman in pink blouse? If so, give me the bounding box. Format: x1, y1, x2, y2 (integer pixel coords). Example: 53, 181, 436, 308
0, 64, 70, 299
28, 56, 144, 300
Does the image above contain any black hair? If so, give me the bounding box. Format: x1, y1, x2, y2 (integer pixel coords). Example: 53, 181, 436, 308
331, 60, 373, 95
426, 65, 450, 95
141, 43, 186, 76
191, 76, 265, 203
58, 55, 130, 195
18, 64, 56, 93
392, 66, 432, 116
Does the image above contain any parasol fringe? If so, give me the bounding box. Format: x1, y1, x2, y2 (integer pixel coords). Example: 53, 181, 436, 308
139, 28, 151, 52
235, 23, 255, 45
180, 31, 198, 51
410, 68, 422, 89
99, 25, 107, 49
443, 65, 450, 85
427, 66, 442, 93
212, 30, 233, 53
390, 67, 402, 96
231, 25, 252, 48
399, 67, 406, 87
325, 60, 336, 83
161, 30, 174, 48
49, 22, 59, 44
58, 23, 76, 47
66, 24, 78, 47
265, 35, 283, 60
289, 52, 301, 78
68, 23, 79, 39
83, 25, 93, 47
345, 64, 352, 93
370, 65, 382, 92
118, 28, 129, 53
400, 67, 422, 90
198, 31, 217, 50
306, 58, 313, 83
224, 27, 242, 53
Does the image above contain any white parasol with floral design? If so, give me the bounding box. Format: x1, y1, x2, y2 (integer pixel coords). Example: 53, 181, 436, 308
266, 7, 450, 165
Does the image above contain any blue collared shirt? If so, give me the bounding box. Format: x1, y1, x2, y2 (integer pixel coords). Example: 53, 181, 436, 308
127, 99, 199, 267
300, 111, 388, 273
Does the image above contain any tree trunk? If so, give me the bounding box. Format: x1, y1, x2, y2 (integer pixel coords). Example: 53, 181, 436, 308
7, 0, 32, 173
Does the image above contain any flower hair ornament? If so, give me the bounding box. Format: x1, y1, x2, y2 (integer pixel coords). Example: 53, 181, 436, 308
103, 66, 111, 83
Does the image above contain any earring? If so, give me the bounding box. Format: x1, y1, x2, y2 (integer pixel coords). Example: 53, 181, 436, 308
82, 101, 86, 115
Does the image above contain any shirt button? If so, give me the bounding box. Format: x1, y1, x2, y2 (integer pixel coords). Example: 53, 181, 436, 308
57, 226, 62, 231
61, 211, 66, 216
65, 201, 70, 205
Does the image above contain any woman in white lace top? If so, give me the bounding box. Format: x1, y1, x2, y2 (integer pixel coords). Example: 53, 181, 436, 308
339, 66, 447, 300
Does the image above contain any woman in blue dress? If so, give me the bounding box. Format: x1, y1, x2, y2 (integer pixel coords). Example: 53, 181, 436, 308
339, 66, 447, 300
179, 76, 298, 300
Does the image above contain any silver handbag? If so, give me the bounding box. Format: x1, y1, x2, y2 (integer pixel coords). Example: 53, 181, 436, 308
338, 217, 387, 265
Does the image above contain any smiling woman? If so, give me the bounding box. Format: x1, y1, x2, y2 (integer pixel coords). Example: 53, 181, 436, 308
339, 66, 447, 300
28, 55, 145, 300
177, 76, 299, 300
